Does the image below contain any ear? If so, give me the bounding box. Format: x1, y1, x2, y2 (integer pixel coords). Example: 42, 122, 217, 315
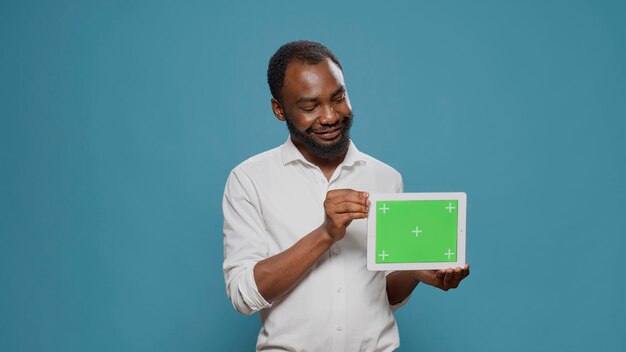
271, 98, 286, 121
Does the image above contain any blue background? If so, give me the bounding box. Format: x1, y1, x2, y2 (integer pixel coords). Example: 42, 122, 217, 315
2, 0, 625, 351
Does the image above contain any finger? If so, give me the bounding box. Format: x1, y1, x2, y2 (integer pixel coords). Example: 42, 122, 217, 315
324, 196, 367, 215
326, 188, 362, 198
348, 212, 368, 220
443, 269, 455, 288
326, 189, 369, 205
452, 267, 463, 286
329, 202, 369, 215
436, 270, 445, 280
327, 188, 359, 194
462, 264, 470, 279
334, 213, 367, 227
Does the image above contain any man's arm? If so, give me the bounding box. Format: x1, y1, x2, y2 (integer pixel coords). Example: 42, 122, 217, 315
223, 169, 371, 314
386, 265, 470, 305
254, 189, 370, 303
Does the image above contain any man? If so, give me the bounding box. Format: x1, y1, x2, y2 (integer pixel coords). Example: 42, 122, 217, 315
223, 40, 470, 351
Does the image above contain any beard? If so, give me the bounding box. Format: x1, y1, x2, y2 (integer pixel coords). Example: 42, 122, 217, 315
285, 114, 353, 160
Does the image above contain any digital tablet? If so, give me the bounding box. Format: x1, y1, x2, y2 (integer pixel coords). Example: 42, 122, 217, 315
367, 192, 467, 271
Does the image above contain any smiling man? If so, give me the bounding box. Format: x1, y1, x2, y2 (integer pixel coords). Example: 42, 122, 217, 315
222, 40, 469, 351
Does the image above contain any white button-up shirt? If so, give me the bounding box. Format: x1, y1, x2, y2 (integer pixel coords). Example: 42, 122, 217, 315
223, 137, 405, 351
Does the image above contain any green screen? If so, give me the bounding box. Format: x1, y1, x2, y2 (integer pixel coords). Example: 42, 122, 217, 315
375, 200, 458, 263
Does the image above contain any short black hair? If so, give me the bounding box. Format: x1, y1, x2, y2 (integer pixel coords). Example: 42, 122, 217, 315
267, 40, 343, 102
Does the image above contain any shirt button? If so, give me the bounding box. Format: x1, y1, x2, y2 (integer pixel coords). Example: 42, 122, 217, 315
337, 287, 342, 293
333, 248, 340, 255
337, 325, 343, 332
320, 178, 326, 184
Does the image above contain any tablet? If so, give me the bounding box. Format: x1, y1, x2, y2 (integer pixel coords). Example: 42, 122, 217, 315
367, 192, 466, 271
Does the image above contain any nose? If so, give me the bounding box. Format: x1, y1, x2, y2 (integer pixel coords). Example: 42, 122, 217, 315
318, 104, 339, 125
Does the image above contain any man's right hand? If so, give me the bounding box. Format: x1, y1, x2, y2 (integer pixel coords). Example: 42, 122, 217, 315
253, 189, 370, 303
322, 189, 370, 243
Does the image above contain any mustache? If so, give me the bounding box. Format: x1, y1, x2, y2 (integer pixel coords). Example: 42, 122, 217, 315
307, 115, 353, 134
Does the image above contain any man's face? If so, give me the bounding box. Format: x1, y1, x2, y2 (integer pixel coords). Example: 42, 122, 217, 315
272, 58, 353, 160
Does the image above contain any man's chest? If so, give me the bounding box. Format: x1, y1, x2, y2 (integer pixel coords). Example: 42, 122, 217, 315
253, 165, 378, 253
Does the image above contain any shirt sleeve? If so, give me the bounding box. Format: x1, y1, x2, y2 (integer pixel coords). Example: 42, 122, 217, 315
222, 168, 272, 315
396, 173, 404, 193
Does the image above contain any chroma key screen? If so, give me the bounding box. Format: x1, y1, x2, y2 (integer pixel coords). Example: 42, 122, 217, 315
375, 200, 458, 263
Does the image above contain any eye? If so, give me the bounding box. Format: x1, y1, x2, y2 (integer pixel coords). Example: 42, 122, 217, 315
301, 105, 317, 112
333, 94, 346, 103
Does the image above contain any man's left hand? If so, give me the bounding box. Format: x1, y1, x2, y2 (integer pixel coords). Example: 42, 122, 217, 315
416, 264, 470, 291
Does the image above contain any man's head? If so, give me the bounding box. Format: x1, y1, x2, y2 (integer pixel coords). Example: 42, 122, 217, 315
268, 40, 353, 160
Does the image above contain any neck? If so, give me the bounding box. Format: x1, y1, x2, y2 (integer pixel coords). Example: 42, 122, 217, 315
291, 136, 347, 180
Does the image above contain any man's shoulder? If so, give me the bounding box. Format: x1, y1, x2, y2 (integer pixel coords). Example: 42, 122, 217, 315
358, 149, 402, 179
229, 145, 283, 176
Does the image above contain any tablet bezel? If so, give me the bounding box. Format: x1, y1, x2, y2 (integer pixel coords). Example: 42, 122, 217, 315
366, 192, 467, 271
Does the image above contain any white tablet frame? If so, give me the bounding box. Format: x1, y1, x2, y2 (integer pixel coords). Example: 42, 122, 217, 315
367, 192, 467, 271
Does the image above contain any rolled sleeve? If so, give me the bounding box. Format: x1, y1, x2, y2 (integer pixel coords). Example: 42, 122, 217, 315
222, 169, 272, 315
390, 294, 411, 311
384, 271, 412, 311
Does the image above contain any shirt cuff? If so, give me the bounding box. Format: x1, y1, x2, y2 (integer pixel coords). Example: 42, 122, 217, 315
385, 271, 412, 311
390, 293, 411, 311
238, 264, 272, 314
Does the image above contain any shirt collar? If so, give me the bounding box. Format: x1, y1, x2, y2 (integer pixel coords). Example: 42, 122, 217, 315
280, 136, 367, 167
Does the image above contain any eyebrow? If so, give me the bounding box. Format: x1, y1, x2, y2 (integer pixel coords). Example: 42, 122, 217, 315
331, 85, 346, 98
296, 85, 346, 104
296, 96, 318, 104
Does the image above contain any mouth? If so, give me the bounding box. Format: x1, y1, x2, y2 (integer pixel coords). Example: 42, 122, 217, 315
312, 126, 342, 141
310, 123, 345, 141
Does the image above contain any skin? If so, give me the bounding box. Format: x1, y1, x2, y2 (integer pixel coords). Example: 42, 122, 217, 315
272, 57, 352, 179
253, 58, 469, 305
